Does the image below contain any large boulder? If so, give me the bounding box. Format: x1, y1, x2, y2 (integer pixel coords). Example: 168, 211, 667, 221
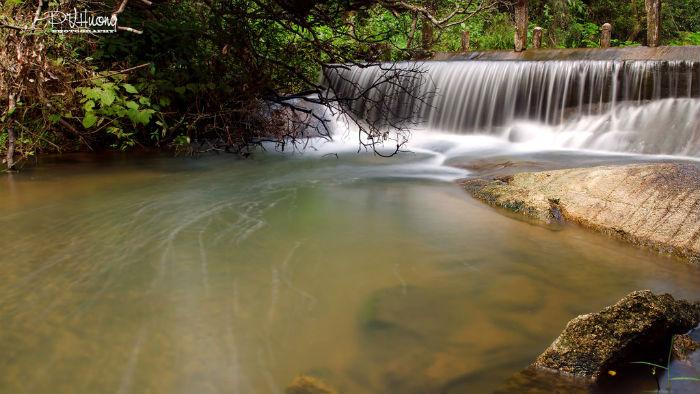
532, 290, 700, 381
462, 163, 700, 263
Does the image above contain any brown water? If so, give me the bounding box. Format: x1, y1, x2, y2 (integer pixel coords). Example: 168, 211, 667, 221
1, 152, 699, 394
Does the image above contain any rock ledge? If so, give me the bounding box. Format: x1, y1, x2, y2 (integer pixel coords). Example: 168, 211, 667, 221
462, 163, 700, 262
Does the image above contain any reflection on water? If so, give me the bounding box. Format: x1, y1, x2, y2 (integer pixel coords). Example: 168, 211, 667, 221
1, 151, 699, 394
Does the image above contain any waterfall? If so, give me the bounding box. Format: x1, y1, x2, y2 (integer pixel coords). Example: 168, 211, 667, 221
322, 60, 700, 157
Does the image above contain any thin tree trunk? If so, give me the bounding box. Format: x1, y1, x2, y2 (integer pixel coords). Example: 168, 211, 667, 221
627, 0, 642, 41
645, 0, 661, 46
421, 1, 435, 51
5, 93, 16, 171
407, 12, 418, 49
421, 19, 434, 50
461, 30, 470, 52
514, 0, 528, 52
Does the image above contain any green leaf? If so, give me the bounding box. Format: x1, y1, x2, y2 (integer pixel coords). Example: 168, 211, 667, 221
48, 114, 62, 124
122, 83, 138, 94
138, 96, 151, 106
133, 109, 155, 125
81, 87, 101, 101
83, 100, 95, 112
99, 89, 116, 107
125, 101, 139, 110
159, 97, 171, 107
82, 112, 98, 128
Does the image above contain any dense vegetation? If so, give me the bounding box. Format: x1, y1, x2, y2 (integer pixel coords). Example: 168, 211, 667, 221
1, 0, 699, 169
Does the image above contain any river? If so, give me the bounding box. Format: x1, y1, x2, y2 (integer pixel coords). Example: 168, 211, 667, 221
2, 58, 700, 393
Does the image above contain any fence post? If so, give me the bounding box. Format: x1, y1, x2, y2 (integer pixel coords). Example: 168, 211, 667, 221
533, 27, 543, 48
601, 23, 612, 48
461, 30, 470, 52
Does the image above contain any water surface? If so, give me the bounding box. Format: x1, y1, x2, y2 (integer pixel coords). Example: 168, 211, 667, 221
1, 148, 699, 394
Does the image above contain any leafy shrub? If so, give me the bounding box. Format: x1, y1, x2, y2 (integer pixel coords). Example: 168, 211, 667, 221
76, 75, 164, 150
668, 31, 700, 45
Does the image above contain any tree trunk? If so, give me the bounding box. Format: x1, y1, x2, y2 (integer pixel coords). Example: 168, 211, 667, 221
5, 93, 16, 171
461, 30, 470, 52
421, 19, 434, 51
627, 0, 642, 41
645, 0, 661, 47
514, 0, 528, 52
421, 1, 436, 51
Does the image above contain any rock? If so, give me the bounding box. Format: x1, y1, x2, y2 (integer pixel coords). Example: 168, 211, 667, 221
461, 163, 700, 262
673, 333, 700, 361
532, 290, 700, 381
285, 375, 337, 394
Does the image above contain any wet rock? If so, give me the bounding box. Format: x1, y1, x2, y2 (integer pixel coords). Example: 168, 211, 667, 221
495, 367, 593, 394
285, 375, 337, 394
532, 290, 700, 381
673, 333, 700, 362
462, 163, 700, 262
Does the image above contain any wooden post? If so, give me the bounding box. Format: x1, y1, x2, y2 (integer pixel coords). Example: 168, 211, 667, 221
601, 23, 612, 48
514, 0, 528, 52
533, 27, 542, 48
461, 30, 470, 52
645, 0, 660, 47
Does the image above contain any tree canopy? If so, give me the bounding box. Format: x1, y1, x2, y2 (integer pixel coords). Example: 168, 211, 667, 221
1, 0, 699, 169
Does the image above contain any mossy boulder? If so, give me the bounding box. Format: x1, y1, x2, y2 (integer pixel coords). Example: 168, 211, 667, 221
532, 290, 700, 381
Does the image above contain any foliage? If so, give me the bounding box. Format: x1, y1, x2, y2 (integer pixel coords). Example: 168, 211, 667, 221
76, 75, 163, 150
668, 31, 700, 45
1, 0, 700, 168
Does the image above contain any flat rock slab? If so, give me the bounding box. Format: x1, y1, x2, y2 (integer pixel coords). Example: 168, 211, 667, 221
462, 163, 700, 262
532, 290, 700, 381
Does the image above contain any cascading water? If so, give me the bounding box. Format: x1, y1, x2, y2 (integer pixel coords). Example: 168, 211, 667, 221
322, 60, 700, 157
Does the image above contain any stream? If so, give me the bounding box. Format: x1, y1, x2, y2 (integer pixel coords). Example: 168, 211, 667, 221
2, 58, 700, 393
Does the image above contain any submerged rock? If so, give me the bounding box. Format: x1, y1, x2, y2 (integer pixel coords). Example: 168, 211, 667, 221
532, 290, 700, 381
285, 375, 337, 394
462, 163, 700, 262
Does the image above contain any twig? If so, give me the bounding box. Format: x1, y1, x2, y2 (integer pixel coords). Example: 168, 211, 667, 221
69, 63, 151, 83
